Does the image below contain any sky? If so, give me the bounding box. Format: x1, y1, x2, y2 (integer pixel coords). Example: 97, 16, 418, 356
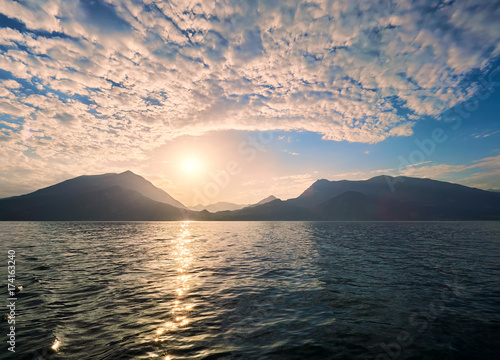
0, 0, 499, 207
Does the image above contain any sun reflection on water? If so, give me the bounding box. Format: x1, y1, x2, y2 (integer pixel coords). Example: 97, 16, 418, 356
51, 338, 61, 351
154, 222, 196, 358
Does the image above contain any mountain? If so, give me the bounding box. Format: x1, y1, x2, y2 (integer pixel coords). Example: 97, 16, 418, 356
16, 170, 187, 209
0, 186, 204, 221
315, 191, 377, 220
211, 198, 316, 221
247, 195, 279, 207
211, 176, 500, 221
191, 195, 279, 212
1, 173, 499, 221
290, 176, 398, 207
191, 201, 247, 212
0, 171, 199, 220
306, 176, 500, 220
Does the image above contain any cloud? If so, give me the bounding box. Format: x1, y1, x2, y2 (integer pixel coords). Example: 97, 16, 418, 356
398, 155, 500, 189
330, 168, 397, 181
0, 0, 499, 195
459, 168, 500, 190
268, 173, 315, 199
1, 79, 21, 89
473, 130, 500, 138
400, 163, 471, 179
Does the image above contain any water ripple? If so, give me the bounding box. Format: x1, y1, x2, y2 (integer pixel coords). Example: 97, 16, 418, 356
0, 221, 499, 359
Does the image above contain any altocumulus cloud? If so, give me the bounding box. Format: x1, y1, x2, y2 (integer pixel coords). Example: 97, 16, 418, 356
0, 0, 499, 168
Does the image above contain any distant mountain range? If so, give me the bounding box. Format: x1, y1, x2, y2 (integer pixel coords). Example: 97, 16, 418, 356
191, 202, 246, 212
190, 195, 278, 212
1, 171, 499, 221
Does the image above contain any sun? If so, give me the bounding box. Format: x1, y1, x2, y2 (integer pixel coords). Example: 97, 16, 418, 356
183, 158, 199, 173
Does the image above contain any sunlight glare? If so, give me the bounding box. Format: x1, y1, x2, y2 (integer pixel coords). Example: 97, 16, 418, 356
183, 158, 199, 173
51, 338, 61, 351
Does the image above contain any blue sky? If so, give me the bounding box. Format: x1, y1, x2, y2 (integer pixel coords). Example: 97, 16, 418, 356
0, 0, 499, 206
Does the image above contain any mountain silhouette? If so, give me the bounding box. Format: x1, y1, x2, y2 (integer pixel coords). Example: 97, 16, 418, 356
1, 173, 499, 221
247, 195, 279, 207
211, 198, 316, 221
191, 201, 247, 212
191, 195, 278, 212
315, 191, 377, 220
215, 175, 500, 220
0, 171, 195, 220
297, 175, 500, 220
19, 171, 186, 208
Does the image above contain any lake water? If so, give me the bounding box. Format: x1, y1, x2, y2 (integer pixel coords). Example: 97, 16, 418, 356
0, 221, 499, 360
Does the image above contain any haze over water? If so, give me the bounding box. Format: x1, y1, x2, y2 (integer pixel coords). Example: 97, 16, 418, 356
1, 221, 499, 360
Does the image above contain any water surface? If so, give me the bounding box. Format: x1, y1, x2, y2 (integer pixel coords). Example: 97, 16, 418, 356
1, 221, 499, 359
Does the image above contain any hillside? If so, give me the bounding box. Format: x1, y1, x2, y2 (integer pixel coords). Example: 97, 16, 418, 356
1, 173, 499, 221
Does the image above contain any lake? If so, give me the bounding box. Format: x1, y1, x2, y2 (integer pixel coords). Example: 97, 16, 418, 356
1, 221, 499, 359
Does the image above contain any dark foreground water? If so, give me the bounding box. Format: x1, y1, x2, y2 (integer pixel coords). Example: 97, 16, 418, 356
0, 221, 499, 360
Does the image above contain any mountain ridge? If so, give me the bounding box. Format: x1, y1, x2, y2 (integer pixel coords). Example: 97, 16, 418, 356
191, 195, 279, 212
191, 201, 247, 212
17, 171, 187, 209
1, 172, 499, 221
